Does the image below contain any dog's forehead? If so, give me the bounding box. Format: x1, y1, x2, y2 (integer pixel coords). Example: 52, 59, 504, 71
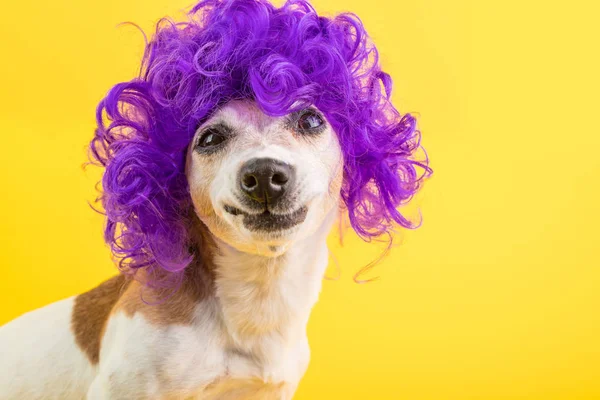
212, 100, 277, 130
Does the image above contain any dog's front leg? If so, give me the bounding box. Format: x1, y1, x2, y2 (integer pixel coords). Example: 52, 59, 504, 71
85, 313, 166, 400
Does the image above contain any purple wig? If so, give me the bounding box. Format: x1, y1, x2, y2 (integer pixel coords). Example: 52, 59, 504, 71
90, 0, 431, 286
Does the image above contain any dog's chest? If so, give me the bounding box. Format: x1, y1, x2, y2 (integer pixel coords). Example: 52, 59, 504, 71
194, 338, 310, 399
108, 308, 310, 399
187, 323, 309, 398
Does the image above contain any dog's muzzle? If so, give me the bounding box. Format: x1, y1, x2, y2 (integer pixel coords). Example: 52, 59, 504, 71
225, 157, 307, 232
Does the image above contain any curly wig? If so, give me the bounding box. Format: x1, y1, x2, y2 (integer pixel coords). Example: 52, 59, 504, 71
89, 0, 431, 287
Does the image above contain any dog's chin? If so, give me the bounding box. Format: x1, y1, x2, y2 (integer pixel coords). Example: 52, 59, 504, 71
224, 204, 308, 234
199, 201, 320, 257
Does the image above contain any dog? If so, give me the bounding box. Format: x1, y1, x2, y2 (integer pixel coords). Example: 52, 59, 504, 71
0, 0, 429, 398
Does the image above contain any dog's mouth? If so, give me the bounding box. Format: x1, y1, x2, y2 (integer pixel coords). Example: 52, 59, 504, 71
224, 205, 308, 232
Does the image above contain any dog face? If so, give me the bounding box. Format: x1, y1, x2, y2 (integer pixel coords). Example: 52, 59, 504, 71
186, 100, 343, 256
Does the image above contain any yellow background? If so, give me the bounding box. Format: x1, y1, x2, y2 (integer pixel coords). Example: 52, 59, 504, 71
1, 0, 599, 399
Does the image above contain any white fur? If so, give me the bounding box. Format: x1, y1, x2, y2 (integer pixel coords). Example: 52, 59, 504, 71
0, 100, 342, 399
0, 297, 97, 399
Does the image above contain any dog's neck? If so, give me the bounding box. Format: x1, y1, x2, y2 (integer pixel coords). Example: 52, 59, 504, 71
209, 210, 335, 352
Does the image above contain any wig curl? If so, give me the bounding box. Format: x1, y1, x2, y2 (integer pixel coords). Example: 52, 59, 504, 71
90, 0, 431, 287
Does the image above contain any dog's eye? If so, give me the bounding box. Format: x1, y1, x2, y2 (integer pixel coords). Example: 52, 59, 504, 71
196, 127, 228, 150
297, 110, 324, 132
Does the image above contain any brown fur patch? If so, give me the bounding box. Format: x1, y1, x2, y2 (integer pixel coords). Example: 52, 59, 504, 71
71, 275, 131, 364
114, 214, 217, 326
115, 260, 215, 326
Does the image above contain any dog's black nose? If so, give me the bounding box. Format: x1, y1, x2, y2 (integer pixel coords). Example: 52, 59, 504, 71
239, 158, 294, 206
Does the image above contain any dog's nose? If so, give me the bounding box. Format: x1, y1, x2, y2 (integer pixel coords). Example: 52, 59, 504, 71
239, 158, 294, 205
